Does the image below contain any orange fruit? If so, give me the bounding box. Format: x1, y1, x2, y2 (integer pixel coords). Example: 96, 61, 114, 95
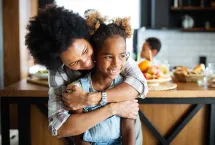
138, 60, 151, 73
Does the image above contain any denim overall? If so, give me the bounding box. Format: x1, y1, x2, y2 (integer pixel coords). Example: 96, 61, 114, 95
79, 73, 123, 145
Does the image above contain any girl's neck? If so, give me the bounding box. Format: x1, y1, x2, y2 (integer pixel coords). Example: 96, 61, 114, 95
91, 69, 113, 92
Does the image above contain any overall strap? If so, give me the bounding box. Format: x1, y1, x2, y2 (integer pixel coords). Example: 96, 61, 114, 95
79, 76, 91, 112
79, 77, 90, 93
114, 75, 123, 86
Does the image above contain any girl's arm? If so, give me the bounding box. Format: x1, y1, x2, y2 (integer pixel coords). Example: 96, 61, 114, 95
73, 135, 90, 145
121, 118, 135, 145
72, 109, 91, 145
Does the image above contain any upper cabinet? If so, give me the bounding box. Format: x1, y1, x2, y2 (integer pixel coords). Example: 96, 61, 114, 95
141, 0, 215, 32
141, 0, 170, 29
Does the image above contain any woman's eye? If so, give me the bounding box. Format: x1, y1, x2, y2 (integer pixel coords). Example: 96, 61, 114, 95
84, 48, 88, 54
70, 61, 78, 66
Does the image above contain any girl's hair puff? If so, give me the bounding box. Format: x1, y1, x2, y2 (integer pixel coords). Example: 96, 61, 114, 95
85, 10, 132, 38
85, 10, 132, 53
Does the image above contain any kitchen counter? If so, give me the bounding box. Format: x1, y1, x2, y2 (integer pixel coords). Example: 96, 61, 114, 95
1, 79, 215, 98
1, 79, 215, 145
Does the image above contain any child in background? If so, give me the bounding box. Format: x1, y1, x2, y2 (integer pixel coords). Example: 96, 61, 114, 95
140, 37, 161, 63
70, 11, 136, 145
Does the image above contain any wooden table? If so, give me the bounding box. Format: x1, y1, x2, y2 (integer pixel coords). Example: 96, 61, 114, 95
0, 80, 215, 145
0, 79, 48, 145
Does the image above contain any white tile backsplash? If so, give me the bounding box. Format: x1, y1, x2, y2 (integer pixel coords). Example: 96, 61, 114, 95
137, 29, 215, 68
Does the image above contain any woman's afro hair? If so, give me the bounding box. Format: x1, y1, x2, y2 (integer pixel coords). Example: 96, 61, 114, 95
25, 5, 90, 70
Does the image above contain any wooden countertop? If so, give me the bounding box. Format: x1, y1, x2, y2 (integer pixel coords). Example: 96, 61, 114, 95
0, 79, 48, 97
0, 79, 215, 98
147, 82, 215, 98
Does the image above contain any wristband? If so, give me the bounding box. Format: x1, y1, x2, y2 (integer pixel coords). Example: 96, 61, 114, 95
100, 91, 107, 106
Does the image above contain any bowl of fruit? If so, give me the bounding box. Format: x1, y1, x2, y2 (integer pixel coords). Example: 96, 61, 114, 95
33, 70, 48, 79
139, 60, 171, 86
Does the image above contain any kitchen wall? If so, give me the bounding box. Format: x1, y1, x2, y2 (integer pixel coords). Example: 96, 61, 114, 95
0, 0, 2, 135
0, 0, 3, 88
137, 28, 215, 68
19, 0, 31, 79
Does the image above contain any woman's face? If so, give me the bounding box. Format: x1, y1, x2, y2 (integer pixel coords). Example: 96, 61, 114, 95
95, 36, 128, 80
60, 39, 94, 70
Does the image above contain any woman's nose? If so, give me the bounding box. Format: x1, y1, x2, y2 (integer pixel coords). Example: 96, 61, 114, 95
81, 56, 91, 67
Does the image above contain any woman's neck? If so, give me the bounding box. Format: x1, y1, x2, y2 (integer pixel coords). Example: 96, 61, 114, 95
91, 70, 113, 92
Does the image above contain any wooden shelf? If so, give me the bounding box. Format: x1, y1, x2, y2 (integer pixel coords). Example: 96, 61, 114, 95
171, 6, 215, 11
182, 27, 215, 32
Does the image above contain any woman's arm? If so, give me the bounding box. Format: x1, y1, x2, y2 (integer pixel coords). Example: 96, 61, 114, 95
48, 69, 138, 137
57, 100, 139, 137
106, 58, 148, 102
121, 118, 135, 145
65, 58, 148, 108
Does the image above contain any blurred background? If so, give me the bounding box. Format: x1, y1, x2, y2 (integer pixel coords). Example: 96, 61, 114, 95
1, 0, 215, 88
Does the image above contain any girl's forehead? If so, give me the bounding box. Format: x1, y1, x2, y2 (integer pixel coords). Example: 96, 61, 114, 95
103, 36, 125, 46
100, 37, 126, 53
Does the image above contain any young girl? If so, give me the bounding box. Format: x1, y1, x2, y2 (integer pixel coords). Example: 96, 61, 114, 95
70, 11, 135, 145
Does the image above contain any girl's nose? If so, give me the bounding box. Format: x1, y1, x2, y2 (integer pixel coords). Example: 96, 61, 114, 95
112, 57, 121, 67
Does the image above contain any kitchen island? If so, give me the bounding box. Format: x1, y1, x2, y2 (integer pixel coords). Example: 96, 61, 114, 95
139, 82, 215, 145
0, 80, 215, 145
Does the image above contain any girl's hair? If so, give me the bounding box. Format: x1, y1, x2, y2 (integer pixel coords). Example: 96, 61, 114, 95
25, 5, 90, 70
85, 10, 132, 53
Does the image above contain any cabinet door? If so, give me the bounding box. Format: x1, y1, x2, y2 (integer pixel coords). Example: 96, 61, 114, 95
151, 0, 170, 28
141, 0, 170, 28
141, 0, 151, 27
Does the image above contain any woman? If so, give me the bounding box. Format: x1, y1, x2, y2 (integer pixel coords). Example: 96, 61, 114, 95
25, 5, 148, 144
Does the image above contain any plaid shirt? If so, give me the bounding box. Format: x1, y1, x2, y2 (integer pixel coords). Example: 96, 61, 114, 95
48, 58, 148, 136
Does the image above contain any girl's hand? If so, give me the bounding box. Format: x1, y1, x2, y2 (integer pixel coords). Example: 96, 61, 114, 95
112, 100, 139, 119
62, 85, 89, 110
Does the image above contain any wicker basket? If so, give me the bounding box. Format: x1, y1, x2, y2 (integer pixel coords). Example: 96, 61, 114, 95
174, 73, 205, 82
185, 74, 205, 82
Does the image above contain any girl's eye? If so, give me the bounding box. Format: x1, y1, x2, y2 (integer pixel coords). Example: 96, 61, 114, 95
104, 56, 113, 59
120, 54, 126, 59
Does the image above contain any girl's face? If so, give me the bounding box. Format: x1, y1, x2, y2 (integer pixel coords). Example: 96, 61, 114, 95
95, 36, 128, 80
60, 39, 94, 70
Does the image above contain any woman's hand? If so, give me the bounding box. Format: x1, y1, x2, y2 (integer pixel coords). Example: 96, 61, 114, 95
62, 85, 90, 110
112, 100, 139, 119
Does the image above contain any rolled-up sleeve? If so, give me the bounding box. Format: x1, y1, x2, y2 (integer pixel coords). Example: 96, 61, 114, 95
121, 58, 148, 98
48, 70, 71, 136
